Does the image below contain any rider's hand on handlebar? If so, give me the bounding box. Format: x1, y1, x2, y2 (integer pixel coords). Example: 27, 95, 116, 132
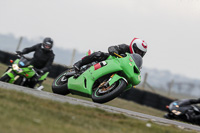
108, 47, 119, 56
16, 51, 23, 55
37, 70, 44, 75
33, 68, 44, 75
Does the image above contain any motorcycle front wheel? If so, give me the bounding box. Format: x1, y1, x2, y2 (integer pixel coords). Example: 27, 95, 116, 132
0, 74, 11, 82
52, 68, 75, 95
92, 79, 127, 103
14, 76, 24, 85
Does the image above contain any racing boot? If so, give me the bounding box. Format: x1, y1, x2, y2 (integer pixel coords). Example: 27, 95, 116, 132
73, 60, 82, 78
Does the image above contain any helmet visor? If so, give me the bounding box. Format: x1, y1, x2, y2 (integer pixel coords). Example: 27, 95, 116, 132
43, 42, 52, 49
132, 43, 146, 57
134, 48, 146, 57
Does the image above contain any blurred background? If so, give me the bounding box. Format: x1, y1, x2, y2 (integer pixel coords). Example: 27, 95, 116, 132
0, 0, 200, 98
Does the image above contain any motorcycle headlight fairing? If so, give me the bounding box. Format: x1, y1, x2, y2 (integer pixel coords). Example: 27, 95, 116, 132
12, 64, 23, 73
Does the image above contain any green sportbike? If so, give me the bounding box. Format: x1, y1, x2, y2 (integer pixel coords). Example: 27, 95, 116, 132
52, 53, 142, 103
0, 52, 49, 90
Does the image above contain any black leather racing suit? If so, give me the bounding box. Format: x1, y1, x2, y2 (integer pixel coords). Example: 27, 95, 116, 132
180, 98, 200, 124
108, 44, 131, 55
187, 98, 200, 123
21, 43, 55, 73
188, 98, 200, 104
74, 44, 131, 69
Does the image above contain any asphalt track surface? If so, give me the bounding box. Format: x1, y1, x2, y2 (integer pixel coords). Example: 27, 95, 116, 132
0, 81, 200, 132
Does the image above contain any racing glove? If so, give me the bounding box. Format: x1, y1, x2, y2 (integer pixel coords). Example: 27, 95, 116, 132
38, 70, 44, 75
16, 51, 23, 55
108, 46, 119, 56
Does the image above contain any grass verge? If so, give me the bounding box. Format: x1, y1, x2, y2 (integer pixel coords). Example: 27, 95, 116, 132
0, 88, 197, 133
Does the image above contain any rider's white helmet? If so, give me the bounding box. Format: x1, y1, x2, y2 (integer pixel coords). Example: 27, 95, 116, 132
129, 38, 147, 57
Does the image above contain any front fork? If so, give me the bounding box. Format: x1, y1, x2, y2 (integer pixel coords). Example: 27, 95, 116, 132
5, 67, 12, 73
97, 74, 116, 88
4, 68, 20, 83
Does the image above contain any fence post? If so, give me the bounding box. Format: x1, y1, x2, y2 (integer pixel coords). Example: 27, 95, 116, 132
142, 73, 148, 90
70, 49, 76, 67
168, 80, 174, 97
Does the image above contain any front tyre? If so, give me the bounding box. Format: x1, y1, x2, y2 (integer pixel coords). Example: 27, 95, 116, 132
52, 69, 75, 95
14, 76, 24, 85
92, 79, 127, 103
0, 74, 11, 82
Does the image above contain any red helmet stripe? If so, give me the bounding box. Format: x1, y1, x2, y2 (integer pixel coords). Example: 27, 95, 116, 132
129, 38, 138, 54
142, 41, 147, 49
129, 44, 133, 53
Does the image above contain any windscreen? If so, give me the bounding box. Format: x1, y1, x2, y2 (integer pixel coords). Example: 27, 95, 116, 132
18, 57, 31, 67
130, 53, 143, 70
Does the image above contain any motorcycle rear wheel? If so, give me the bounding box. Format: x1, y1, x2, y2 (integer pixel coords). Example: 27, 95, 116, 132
92, 79, 127, 103
52, 68, 75, 95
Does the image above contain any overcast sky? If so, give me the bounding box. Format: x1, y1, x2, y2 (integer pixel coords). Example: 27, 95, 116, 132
0, 0, 200, 80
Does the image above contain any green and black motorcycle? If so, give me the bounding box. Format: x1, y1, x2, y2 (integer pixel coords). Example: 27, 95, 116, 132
52, 53, 142, 103
0, 52, 49, 90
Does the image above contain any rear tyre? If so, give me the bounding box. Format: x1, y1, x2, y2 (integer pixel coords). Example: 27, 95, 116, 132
0, 74, 11, 82
52, 68, 75, 95
92, 79, 127, 103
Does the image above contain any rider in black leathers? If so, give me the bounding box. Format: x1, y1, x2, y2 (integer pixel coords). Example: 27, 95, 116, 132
179, 98, 200, 124
73, 38, 148, 72
17, 37, 55, 87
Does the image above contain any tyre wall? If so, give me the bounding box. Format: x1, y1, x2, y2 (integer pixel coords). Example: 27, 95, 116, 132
119, 88, 174, 111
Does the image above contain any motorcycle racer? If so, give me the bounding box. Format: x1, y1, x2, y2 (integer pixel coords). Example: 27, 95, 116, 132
179, 98, 200, 124
73, 37, 147, 72
17, 37, 55, 87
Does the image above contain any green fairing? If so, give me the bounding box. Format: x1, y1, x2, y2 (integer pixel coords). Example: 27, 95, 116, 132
68, 53, 141, 95
39, 72, 49, 81
108, 74, 124, 86
5, 72, 15, 83
1, 56, 48, 85
12, 59, 35, 79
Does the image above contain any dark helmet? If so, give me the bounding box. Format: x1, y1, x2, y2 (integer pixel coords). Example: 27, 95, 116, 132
42, 37, 54, 51
129, 38, 147, 57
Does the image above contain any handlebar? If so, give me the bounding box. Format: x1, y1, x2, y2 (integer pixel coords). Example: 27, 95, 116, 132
15, 51, 29, 60
113, 53, 123, 58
